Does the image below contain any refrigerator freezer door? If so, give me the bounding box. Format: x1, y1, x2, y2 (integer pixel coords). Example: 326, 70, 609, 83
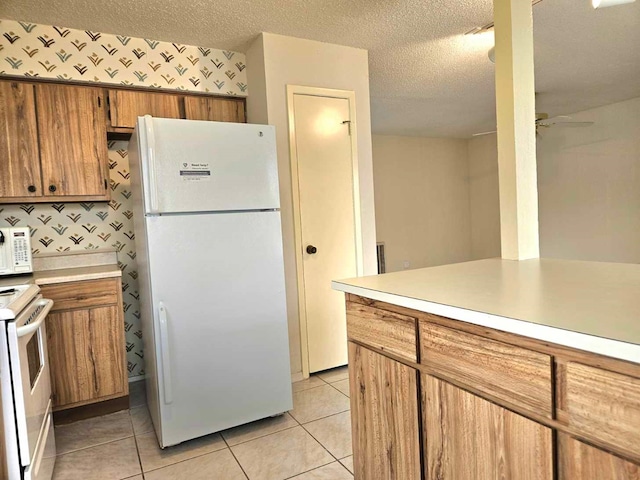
137, 117, 280, 214
144, 211, 292, 447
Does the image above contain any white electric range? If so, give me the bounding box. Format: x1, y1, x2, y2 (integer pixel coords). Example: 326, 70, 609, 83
0, 282, 56, 480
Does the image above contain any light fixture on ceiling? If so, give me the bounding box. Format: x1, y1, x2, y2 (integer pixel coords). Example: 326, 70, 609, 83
592, 0, 636, 8
465, 0, 544, 64
488, 46, 496, 63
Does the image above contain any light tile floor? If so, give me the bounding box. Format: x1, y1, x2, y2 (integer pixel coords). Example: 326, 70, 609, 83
52, 366, 353, 480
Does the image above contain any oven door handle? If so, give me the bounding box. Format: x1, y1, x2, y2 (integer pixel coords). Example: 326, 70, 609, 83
158, 302, 173, 405
16, 299, 53, 338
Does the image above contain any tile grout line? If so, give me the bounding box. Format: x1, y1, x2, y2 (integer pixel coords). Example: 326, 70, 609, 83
54, 432, 136, 458
326, 381, 350, 398
298, 423, 340, 464
221, 432, 251, 480
130, 410, 146, 480
223, 422, 300, 448
134, 435, 229, 475
281, 458, 346, 480
291, 407, 351, 427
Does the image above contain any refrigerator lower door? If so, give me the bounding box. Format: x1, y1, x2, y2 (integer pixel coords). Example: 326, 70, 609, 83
145, 211, 292, 447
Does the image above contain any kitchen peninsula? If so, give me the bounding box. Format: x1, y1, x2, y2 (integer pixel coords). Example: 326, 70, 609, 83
332, 258, 640, 479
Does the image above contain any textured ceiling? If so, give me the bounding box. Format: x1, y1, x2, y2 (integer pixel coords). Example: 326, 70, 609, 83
1, 0, 638, 137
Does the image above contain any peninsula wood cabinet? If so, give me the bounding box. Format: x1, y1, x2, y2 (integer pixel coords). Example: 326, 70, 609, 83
40, 278, 128, 411
423, 375, 553, 480
349, 342, 421, 480
345, 294, 640, 480
0, 80, 110, 203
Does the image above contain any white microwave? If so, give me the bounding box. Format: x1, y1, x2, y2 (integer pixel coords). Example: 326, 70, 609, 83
0, 227, 33, 276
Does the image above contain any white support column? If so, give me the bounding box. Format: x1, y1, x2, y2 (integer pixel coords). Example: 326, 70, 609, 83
494, 0, 540, 260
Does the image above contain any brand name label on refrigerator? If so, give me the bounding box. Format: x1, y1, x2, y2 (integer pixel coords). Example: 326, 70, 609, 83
180, 162, 211, 182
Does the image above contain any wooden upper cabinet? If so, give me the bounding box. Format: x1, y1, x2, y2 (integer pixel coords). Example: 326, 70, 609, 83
558, 433, 640, 479
349, 342, 421, 480
108, 89, 182, 128
0, 81, 42, 198
423, 374, 553, 480
35, 83, 109, 199
184, 96, 245, 123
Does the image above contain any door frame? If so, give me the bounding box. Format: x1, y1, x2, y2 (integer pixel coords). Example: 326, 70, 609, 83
286, 85, 364, 379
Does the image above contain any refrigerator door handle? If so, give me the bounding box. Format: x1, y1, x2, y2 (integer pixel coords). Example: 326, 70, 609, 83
145, 115, 160, 213
158, 301, 173, 404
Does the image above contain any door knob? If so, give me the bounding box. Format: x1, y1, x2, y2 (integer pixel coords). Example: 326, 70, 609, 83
27, 185, 36, 193
306, 245, 317, 255
49, 185, 57, 193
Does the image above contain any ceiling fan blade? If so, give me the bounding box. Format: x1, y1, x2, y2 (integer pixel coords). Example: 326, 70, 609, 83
547, 121, 595, 128
472, 130, 497, 137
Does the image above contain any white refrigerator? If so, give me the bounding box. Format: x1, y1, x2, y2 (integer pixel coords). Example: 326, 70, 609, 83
129, 116, 293, 448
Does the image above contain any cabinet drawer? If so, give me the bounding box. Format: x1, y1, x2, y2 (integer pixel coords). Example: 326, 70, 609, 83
347, 303, 417, 362
564, 362, 640, 455
420, 321, 553, 417
40, 278, 120, 311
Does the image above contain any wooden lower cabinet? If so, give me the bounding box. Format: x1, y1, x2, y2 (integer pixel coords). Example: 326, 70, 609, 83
41, 279, 128, 410
558, 434, 640, 479
348, 342, 421, 480
345, 296, 640, 480
423, 374, 553, 480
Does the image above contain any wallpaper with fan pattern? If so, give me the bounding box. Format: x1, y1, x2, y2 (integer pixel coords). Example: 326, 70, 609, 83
0, 18, 253, 379
0, 141, 144, 377
0, 142, 147, 378
0, 18, 247, 96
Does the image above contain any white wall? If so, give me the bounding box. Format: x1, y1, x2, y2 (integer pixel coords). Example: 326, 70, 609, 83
372, 135, 472, 272
468, 134, 501, 259
246, 33, 376, 377
468, 97, 640, 264
537, 97, 640, 263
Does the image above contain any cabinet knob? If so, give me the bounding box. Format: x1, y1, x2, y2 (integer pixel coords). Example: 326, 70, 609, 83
306, 245, 318, 255
49, 185, 57, 193
27, 185, 36, 193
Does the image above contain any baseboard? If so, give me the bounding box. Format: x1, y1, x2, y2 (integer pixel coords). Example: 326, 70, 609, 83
291, 371, 306, 383
53, 396, 129, 425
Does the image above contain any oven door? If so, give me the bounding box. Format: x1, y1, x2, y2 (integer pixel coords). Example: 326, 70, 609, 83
7, 295, 54, 467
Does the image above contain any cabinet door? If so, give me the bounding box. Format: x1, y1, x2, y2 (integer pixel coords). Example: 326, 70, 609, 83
0, 81, 42, 199
184, 96, 245, 123
47, 306, 126, 409
108, 89, 182, 128
559, 433, 640, 479
35, 84, 109, 199
349, 342, 421, 480
423, 374, 553, 480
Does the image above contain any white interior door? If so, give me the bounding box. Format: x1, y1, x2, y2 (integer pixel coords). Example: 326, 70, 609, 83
293, 93, 358, 373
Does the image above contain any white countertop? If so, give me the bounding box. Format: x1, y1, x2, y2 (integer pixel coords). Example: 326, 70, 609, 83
332, 258, 640, 364
33, 264, 121, 285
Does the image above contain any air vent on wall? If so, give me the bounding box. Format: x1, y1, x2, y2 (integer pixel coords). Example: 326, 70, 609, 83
376, 243, 386, 274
